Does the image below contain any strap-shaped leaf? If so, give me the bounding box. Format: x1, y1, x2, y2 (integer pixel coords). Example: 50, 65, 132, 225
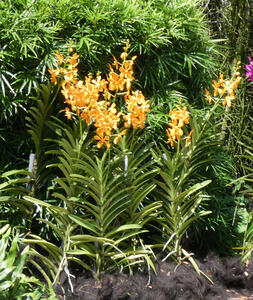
105, 224, 142, 238
174, 180, 211, 208
23, 235, 62, 264
6, 235, 18, 268
11, 245, 29, 282
67, 257, 92, 271
69, 215, 100, 235
70, 234, 113, 244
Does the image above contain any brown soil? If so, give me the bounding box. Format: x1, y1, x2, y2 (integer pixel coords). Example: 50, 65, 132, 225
54, 254, 253, 300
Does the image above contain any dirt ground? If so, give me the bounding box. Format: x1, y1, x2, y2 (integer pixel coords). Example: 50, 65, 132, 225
53, 254, 253, 300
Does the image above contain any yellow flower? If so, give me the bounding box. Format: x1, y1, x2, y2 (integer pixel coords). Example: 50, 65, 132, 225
113, 129, 127, 144
205, 88, 212, 105
120, 52, 128, 60
55, 51, 64, 66
64, 107, 72, 120
185, 129, 194, 146
166, 106, 191, 147
94, 132, 110, 149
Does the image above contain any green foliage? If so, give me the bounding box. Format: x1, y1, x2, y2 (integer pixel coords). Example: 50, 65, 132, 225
241, 213, 253, 262
0, 224, 56, 300
0, 0, 216, 107
227, 80, 253, 177
114, 132, 161, 227
22, 145, 158, 280
0, 169, 34, 229
25, 82, 65, 198
151, 107, 221, 262
0, 0, 218, 183
232, 146, 253, 261
12, 91, 159, 280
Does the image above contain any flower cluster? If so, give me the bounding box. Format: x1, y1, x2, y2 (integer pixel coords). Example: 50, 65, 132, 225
49, 46, 150, 148
205, 70, 241, 108
48, 49, 79, 86
166, 105, 193, 147
246, 57, 253, 82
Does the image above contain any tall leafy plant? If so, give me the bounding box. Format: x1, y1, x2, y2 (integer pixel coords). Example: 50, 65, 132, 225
152, 104, 220, 263
17, 47, 160, 284
22, 139, 157, 281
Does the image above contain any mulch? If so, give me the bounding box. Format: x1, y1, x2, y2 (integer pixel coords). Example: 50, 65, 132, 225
54, 254, 253, 300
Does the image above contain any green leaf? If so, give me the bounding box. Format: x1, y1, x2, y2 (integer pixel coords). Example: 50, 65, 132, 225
11, 245, 29, 282
0, 280, 12, 291
71, 234, 113, 244
105, 224, 142, 238
6, 235, 18, 267
0, 267, 15, 281
69, 215, 100, 235
0, 224, 10, 236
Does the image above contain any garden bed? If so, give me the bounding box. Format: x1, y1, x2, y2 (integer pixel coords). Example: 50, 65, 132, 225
54, 254, 253, 300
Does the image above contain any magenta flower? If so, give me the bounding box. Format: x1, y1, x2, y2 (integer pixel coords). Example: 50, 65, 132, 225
246, 57, 253, 81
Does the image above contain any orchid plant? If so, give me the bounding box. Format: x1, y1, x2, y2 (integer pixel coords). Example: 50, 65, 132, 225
49, 44, 150, 149
13, 45, 160, 285
0, 39, 248, 293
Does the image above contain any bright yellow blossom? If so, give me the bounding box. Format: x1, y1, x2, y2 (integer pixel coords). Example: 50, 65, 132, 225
205, 70, 241, 108
48, 45, 149, 148
166, 106, 192, 147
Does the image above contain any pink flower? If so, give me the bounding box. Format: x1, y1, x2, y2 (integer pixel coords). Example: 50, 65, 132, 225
245, 57, 253, 81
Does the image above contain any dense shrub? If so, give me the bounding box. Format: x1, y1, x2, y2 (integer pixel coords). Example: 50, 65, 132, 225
0, 0, 218, 170
0, 0, 216, 110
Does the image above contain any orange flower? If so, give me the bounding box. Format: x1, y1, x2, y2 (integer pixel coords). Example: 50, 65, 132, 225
49, 45, 149, 149
113, 129, 127, 144
91, 75, 108, 92
94, 132, 110, 149
169, 106, 189, 127
212, 80, 220, 97
64, 107, 72, 120
120, 52, 128, 60
185, 129, 194, 146
55, 51, 64, 66
219, 73, 224, 87
166, 106, 191, 147
123, 113, 132, 129
48, 68, 60, 85
112, 55, 119, 70
107, 71, 125, 91
206, 70, 241, 108
222, 94, 235, 107
68, 53, 79, 67
205, 88, 212, 105
124, 90, 149, 130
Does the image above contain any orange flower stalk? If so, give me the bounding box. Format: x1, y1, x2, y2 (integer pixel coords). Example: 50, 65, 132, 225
166, 105, 192, 147
205, 69, 241, 108
49, 45, 149, 148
